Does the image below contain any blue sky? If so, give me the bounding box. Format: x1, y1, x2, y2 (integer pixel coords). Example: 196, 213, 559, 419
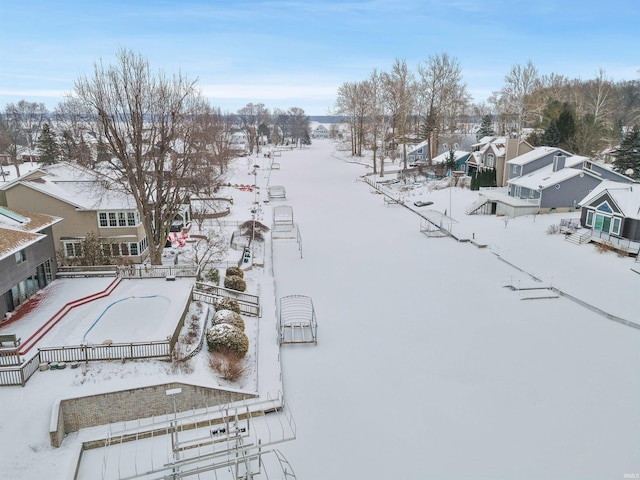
1, 0, 638, 115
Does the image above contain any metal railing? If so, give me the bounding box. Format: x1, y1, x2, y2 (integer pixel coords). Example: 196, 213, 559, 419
589, 229, 640, 253
118, 264, 199, 279
38, 341, 171, 364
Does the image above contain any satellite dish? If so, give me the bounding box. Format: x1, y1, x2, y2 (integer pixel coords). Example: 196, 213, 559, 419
625, 168, 634, 176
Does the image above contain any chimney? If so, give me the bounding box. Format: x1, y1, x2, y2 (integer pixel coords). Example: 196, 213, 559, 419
553, 154, 566, 172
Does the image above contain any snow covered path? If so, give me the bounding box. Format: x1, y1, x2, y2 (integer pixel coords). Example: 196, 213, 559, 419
271, 140, 640, 480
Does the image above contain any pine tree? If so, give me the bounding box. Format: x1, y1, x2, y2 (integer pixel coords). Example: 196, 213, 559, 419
476, 114, 495, 140
613, 126, 640, 179
37, 122, 59, 165
541, 121, 561, 147
556, 105, 576, 148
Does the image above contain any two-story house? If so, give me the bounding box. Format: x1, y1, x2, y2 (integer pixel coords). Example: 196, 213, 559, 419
469, 147, 633, 217
466, 136, 534, 187
0, 162, 150, 264
0, 206, 61, 319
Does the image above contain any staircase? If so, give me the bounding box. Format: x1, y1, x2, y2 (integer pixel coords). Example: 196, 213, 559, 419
564, 230, 591, 245
465, 197, 488, 215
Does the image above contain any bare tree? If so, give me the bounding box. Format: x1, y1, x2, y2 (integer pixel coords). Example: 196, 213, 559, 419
493, 60, 539, 135
72, 48, 220, 265
334, 81, 371, 156
236, 103, 269, 154
585, 68, 614, 128
416, 52, 469, 161
0, 113, 23, 177
4, 100, 48, 152
365, 69, 389, 176
288, 107, 310, 146
382, 59, 415, 170
52, 98, 94, 165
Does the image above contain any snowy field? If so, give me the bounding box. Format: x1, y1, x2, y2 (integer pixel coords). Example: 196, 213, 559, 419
269, 141, 640, 480
0, 139, 639, 479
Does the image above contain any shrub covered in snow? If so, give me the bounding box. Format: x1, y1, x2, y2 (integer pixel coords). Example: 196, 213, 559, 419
224, 275, 246, 292
225, 266, 244, 279
212, 309, 245, 331
206, 323, 249, 358
205, 268, 220, 285
209, 353, 247, 381
214, 297, 241, 314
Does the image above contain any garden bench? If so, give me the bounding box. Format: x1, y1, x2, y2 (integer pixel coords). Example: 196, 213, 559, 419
0, 333, 21, 348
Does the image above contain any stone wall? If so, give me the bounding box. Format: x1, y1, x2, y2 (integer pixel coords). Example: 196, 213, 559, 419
50, 382, 256, 447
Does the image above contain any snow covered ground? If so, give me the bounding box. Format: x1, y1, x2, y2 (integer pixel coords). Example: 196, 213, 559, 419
269, 141, 640, 480
0, 139, 639, 479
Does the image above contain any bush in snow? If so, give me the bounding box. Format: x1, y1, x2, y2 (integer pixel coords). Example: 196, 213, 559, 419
546, 224, 560, 235
214, 297, 241, 314
224, 275, 246, 292
225, 266, 244, 279
206, 323, 249, 358
212, 309, 245, 331
209, 353, 247, 382
205, 268, 220, 285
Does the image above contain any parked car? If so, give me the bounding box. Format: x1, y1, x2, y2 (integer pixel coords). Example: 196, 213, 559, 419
413, 200, 433, 207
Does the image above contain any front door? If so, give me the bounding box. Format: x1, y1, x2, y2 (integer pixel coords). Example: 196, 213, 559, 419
594, 213, 611, 233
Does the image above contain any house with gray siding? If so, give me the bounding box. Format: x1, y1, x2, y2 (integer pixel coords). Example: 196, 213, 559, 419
0, 207, 61, 320
578, 181, 640, 256
469, 147, 633, 217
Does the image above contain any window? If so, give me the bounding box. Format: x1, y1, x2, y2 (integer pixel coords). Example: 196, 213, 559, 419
139, 236, 148, 254
596, 201, 613, 213
514, 185, 522, 197
64, 241, 83, 258
487, 154, 495, 168
98, 210, 141, 228
130, 242, 139, 256
611, 217, 621, 235
586, 210, 594, 226
15, 250, 26, 264
512, 165, 519, 175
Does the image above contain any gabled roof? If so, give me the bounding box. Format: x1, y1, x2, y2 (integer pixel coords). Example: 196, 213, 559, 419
508, 163, 587, 190
507, 146, 571, 166
1, 161, 136, 211
0, 207, 62, 261
579, 181, 640, 220
406, 139, 429, 154
431, 150, 471, 165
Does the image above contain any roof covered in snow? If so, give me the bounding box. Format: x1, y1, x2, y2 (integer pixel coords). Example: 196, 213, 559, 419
507, 146, 571, 166
0, 207, 61, 260
2, 162, 137, 211
578, 180, 640, 219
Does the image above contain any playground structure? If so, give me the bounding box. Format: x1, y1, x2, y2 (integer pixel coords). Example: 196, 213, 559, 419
278, 295, 318, 345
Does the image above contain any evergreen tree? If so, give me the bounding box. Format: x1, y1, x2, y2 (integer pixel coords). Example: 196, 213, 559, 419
613, 126, 640, 179
37, 122, 59, 165
541, 121, 561, 147
556, 105, 576, 149
445, 148, 457, 171
476, 114, 495, 140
